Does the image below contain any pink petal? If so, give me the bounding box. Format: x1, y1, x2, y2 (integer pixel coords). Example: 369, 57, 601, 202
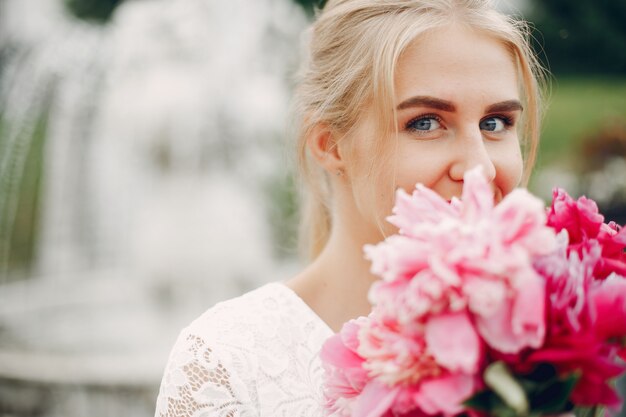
387, 186, 457, 235
320, 329, 363, 369
365, 236, 429, 282
341, 318, 366, 352
571, 378, 623, 408
590, 278, 626, 340
353, 381, 399, 417
460, 166, 494, 222
413, 374, 476, 416
599, 222, 626, 256
511, 272, 546, 348
465, 278, 508, 317
494, 189, 555, 255
547, 189, 604, 243
596, 257, 626, 281
425, 312, 481, 374
477, 273, 545, 354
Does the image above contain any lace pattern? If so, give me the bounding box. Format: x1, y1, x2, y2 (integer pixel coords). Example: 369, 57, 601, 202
155, 283, 334, 417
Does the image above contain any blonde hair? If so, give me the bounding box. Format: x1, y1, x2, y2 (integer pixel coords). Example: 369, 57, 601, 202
292, 0, 547, 261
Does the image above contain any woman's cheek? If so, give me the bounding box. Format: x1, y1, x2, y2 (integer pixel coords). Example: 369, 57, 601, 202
494, 140, 524, 195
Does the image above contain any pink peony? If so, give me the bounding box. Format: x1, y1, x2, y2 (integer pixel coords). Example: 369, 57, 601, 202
532, 190, 626, 406
597, 221, 626, 278
358, 317, 441, 387
320, 318, 370, 417
528, 237, 626, 407
547, 188, 626, 279
590, 275, 626, 361
322, 315, 479, 417
366, 167, 554, 354
591, 275, 626, 337
322, 169, 626, 417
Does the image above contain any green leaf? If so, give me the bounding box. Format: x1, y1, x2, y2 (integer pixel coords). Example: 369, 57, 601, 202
575, 406, 604, 417
484, 361, 530, 415
530, 372, 580, 413
464, 390, 495, 411
464, 389, 520, 417
574, 406, 595, 417
465, 364, 581, 417
492, 400, 522, 417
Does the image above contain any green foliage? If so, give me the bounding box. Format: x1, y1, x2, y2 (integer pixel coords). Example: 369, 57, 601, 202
292, 0, 327, 16
576, 406, 602, 417
519, 363, 578, 413
465, 390, 519, 417
64, 0, 124, 23
64, 0, 324, 22
528, 0, 626, 75
0, 114, 47, 276
535, 77, 626, 169
465, 362, 578, 417
264, 171, 300, 260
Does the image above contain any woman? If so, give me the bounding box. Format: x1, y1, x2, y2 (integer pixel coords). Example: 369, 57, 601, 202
154, 1, 545, 416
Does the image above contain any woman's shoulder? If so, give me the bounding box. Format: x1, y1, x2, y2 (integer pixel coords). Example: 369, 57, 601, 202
184, 281, 328, 345
155, 282, 333, 417
167, 281, 333, 377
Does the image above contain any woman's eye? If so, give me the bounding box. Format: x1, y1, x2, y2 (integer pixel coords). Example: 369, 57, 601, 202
479, 116, 511, 132
407, 116, 441, 132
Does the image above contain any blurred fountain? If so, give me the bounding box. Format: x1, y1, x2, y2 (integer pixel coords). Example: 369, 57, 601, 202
0, 0, 306, 415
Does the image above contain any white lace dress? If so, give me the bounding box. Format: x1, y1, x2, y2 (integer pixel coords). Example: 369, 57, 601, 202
154, 282, 335, 417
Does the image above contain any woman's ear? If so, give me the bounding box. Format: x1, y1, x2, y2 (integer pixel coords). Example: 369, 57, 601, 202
306, 123, 346, 174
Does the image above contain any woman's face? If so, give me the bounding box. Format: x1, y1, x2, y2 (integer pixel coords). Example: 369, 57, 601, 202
346, 24, 524, 239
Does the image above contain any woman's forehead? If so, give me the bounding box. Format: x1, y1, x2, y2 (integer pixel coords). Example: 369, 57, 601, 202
393, 26, 520, 105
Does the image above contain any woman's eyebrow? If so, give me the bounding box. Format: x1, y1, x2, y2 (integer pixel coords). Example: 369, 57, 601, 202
397, 96, 455, 112
396, 97, 524, 114
485, 100, 523, 113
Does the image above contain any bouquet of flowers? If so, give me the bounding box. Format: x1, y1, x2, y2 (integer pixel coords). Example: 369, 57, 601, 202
320, 167, 626, 417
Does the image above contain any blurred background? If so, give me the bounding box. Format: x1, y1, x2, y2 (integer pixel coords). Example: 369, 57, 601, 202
0, 0, 624, 416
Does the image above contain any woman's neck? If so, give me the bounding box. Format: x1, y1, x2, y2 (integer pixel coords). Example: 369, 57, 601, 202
286, 222, 381, 333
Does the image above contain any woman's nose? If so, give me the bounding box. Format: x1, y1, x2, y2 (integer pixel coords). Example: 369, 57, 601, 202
449, 128, 497, 183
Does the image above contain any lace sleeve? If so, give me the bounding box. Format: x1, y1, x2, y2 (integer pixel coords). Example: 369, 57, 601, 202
154, 330, 258, 417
